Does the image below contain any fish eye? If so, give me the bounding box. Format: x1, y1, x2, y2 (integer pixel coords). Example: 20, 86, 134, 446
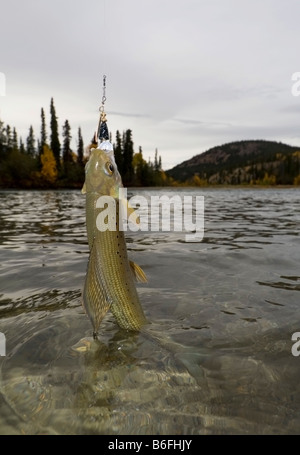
104, 161, 114, 176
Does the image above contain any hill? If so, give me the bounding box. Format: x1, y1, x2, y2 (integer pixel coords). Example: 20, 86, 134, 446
166, 140, 300, 185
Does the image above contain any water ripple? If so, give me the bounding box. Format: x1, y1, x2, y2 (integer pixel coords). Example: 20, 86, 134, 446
0, 188, 300, 434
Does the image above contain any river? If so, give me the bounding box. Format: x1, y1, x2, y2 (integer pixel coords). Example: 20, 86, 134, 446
0, 187, 299, 434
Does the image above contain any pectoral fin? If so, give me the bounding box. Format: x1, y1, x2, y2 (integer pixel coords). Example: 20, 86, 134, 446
129, 260, 148, 283
81, 182, 87, 194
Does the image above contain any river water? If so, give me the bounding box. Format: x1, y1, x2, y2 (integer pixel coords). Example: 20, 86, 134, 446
0, 188, 299, 435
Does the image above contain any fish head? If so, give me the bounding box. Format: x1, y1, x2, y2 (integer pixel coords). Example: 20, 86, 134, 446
82, 147, 122, 197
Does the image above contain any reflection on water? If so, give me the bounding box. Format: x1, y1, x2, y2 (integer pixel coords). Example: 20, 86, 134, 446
0, 188, 300, 434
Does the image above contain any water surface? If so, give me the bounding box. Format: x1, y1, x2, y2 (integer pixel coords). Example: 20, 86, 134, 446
0, 188, 299, 434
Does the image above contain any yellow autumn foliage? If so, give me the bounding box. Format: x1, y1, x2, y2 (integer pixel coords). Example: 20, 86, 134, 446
262, 172, 276, 185
191, 174, 208, 186
294, 174, 300, 185
40, 145, 57, 184
255, 172, 276, 185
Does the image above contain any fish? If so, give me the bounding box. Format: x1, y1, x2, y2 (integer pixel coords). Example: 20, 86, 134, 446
81, 146, 148, 337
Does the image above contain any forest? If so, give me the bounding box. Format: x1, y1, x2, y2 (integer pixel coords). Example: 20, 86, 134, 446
0, 98, 168, 189
2, 99, 300, 189
166, 139, 300, 186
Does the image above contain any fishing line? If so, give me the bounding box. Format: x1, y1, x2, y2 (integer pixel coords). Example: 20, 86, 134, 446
102, 0, 107, 72
91, 0, 113, 151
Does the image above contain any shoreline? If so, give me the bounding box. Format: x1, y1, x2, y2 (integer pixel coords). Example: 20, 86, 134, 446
0, 184, 299, 192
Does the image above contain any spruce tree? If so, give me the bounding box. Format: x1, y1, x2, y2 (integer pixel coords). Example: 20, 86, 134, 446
77, 127, 84, 167
50, 98, 61, 170
114, 130, 123, 173
12, 128, 18, 151
41, 108, 47, 146
154, 148, 159, 171
19, 138, 25, 154
158, 154, 162, 171
36, 108, 47, 169
6, 125, 12, 152
153, 148, 163, 185
122, 129, 134, 185
26, 125, 35, 156
0, 120, 6, 161
40, 108, 47, 153
62, 119, 72, 176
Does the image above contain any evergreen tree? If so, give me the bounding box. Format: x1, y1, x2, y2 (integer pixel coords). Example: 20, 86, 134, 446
0, 120, 5, 143
50, 97, 61, 170
132, 146, 153, 186
26, 125, 35, 156
154, 148, 162, 172
6, 125, 12, 152
77, 127, 84, 167
40, 108, 47, 153
114, 130, 123, 173
41, 108, 47, 147
0, 120, 7, 161
62, 119, 72, 176
122, 129, 134, 185
153, 148, 163, 185
154, 148, 159, 171
37, 107, 47, 168
0, 116, 163, 188
19, 138, 25, 154
12, 128, 18, 151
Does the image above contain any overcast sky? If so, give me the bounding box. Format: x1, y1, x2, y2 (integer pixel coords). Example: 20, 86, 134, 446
1, 0, 300, 170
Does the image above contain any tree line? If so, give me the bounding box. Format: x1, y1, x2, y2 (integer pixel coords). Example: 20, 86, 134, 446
0, 98, 168, 189
166, 140, 300, 186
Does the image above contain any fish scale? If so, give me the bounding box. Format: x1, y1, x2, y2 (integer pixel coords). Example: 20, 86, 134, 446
82, 148, 147, 334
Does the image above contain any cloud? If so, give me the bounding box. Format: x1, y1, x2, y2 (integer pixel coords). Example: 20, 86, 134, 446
1, 0, 300, 171
109, 111, 151, 119
172, 118, 233, 128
